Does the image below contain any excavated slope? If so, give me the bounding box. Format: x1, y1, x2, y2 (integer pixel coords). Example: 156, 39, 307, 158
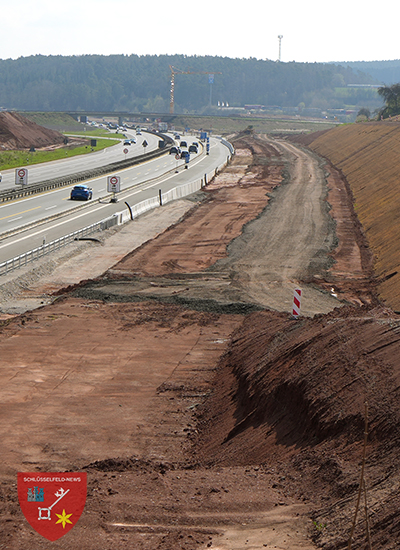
0, 111, 65, 150
291, 122, 400, 311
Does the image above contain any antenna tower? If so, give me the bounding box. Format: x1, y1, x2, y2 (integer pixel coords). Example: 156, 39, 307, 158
278, 35, 283, 62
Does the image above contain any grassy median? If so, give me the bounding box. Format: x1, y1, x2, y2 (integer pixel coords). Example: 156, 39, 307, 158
0, 137, 121, 171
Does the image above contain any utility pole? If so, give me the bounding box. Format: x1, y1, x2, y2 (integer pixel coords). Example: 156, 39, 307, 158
278, 35, 283, 62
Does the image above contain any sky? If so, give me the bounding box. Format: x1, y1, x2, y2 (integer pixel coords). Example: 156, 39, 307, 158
0, 0, 398, 64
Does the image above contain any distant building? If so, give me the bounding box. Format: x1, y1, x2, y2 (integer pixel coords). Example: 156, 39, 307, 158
244, 104, 265, 111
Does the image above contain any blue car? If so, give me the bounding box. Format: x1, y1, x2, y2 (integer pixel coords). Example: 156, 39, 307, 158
70, 184, 93, 201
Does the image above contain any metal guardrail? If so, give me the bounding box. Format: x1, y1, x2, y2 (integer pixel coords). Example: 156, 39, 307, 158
0, 141, 234, 277
0, 132, 174, 203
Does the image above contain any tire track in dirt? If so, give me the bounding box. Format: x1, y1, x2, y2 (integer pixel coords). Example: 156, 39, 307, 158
207, 138, 340, 315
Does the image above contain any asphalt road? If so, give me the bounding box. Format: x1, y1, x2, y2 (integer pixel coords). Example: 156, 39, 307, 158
0, 130, 161, 192
0, 136, 230, 263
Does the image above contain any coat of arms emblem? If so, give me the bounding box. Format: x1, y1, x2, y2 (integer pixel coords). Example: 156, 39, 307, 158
18, 472, 87, 541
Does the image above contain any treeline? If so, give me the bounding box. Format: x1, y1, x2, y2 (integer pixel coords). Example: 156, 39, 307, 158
345, 60, 400, 86
0, 54, 380, 113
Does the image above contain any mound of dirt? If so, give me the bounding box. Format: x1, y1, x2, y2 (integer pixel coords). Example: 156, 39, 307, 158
194, 303, 400, 549
0, 111, 65, 150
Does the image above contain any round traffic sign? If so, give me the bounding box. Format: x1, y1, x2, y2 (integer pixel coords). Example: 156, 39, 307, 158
110, 176, 118, 184
18, 169, 26, 178
175, 154, 180, 160
123, 148, 129, 154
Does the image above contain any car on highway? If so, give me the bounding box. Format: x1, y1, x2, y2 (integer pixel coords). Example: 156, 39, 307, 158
70, 184, 93, 201
123, 140, 131, 146
0, 173, 2, 182
170, 146, 181, 155
130, 138, 136, 144
180, 141, 187, 148
189, 144, 198, 153
181, 150, 190, 160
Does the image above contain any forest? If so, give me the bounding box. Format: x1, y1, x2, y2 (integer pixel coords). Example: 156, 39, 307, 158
0, 53, 385, 115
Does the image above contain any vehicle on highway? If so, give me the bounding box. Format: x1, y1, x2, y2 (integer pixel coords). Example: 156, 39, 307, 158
130, 138, 136, 144
123, 140, 131, 146
70, 184, 93, 201
0, 173, 2, 182
189, 144, 198, 153
170, 146, 181, 155
180, 141, 187, 148
181, 150, 190, 160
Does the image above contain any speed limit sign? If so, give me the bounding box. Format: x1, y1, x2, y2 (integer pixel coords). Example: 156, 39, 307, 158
107, 175, 121, 193
15, 168, 28, 186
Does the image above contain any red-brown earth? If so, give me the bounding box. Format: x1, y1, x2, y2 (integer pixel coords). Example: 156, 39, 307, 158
0, 128, 399, 550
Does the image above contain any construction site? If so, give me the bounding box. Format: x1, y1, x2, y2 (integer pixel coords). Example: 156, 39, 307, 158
1, 118, 400, 549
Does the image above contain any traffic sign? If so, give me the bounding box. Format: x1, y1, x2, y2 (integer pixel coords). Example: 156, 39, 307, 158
123, 148, 129, 155
15, 168, 28, 186
107, 175, 121, 193
175, 154, 180, 160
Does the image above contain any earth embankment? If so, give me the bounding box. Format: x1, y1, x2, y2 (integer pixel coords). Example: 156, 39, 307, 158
0, 111, 65, 150
290, 121, 400, 311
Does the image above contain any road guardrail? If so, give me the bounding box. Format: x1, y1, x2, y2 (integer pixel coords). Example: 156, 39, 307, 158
0, 145, 233, 277
0, 132, 174, 203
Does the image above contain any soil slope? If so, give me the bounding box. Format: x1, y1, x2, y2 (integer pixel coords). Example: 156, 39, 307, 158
290, 121, 400, 311
0, 111, 65, 150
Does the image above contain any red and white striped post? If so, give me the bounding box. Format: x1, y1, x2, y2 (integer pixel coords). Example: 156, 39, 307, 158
292, 288, 302, 318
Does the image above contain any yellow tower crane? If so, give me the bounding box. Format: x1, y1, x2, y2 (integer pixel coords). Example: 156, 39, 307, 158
169, 65, 222, 114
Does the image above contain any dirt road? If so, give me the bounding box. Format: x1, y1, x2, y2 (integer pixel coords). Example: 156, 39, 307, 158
208, 138, 340, 315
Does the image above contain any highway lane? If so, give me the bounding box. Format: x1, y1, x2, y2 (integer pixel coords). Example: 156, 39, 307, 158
0, 137, 230, 263
0, 146, 188, 234
0, 130, 161, 192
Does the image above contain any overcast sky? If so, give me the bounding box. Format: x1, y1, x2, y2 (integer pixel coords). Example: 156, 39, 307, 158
0, 0, 398, 64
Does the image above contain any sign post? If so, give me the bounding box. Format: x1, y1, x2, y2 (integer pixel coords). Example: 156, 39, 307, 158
15, 168, 28, 186
292, 288, 302, 318
107, 175, 121, 203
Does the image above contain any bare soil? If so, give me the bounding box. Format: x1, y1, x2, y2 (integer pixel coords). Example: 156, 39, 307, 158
0, 130, 398, 550
290, 120, 400, 311
0, 112, 66, 151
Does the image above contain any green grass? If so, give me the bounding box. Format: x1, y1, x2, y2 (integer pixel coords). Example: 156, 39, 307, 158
24, 112, 85, 131
0, 138, 120, 171
170, 114, 338, 135
66, 128, 125, 139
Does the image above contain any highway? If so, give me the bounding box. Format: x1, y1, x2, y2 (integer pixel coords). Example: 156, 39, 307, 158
0, 130, 161, 192
0, 135, 231, 264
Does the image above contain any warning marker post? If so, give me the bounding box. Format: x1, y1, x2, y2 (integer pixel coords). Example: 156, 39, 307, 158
292, 288, 302, 318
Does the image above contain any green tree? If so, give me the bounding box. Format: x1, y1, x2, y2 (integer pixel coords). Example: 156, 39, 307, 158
378, 83, 400, 118
357, 107, 370, 119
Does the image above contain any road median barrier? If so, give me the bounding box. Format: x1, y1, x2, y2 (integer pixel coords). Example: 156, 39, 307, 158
0, 139, 173, 204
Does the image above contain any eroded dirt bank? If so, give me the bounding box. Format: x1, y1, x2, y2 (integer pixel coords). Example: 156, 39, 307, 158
0, 130, 395, 550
